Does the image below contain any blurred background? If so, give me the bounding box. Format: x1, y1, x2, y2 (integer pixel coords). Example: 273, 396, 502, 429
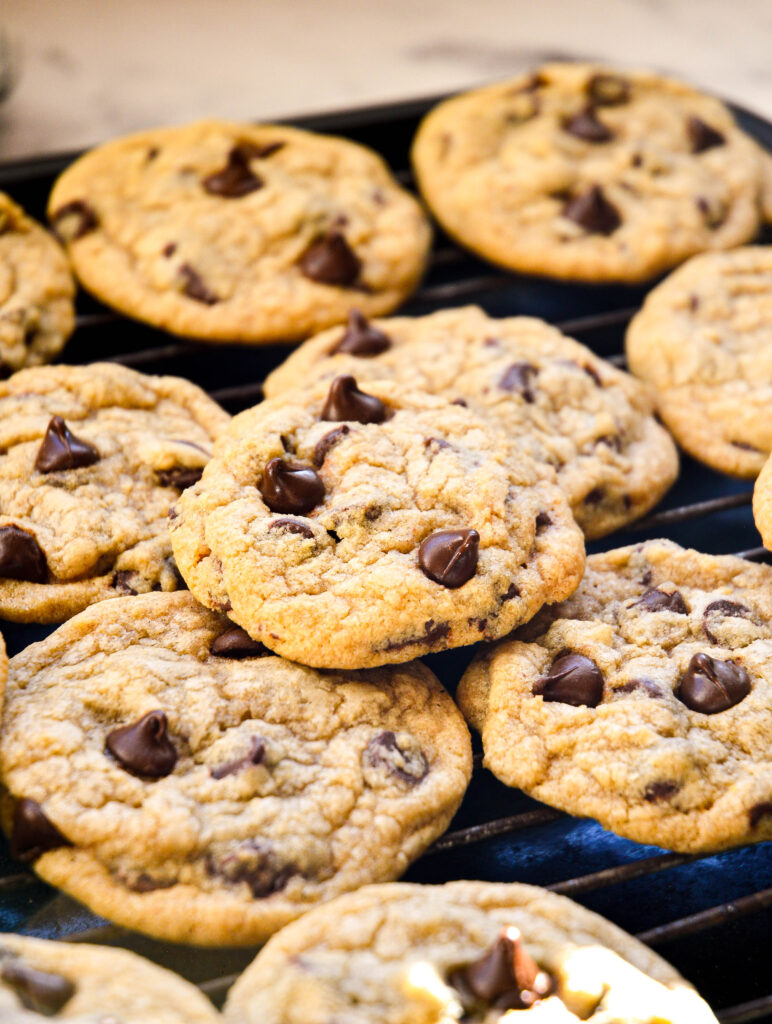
1, 0, 771, 160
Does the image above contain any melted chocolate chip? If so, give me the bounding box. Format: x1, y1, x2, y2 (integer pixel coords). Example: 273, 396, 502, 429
384, 619, 451, 652
333, 309, 391, 355
563, 185, 621, 235
212, 840, 296, 897
535, 511, 552, 532
644, 781, 679, 802
50, 199, 99, 241
583, 362, 604, 387
299, 232, 361, 286
703, 599, 752, 644
162, 241, 177, 257
112, 570, 139, 595
451, 927, 553, 1011
363, 731, 428, 785
313, 425, 350, 468
500, 582, 521, 602
34, 416, 100, 473
499, 361, 538, 401
418, 529, 479, 588
125, 873, 176, 892
248, 140, 285, 158
563, 106, 613, 142
634, 587, 688, 614
617, 677, 663, 697
202, 145, 264, 197
10, 799, 70, 863
321, 375, 386, 424
211, 626, 269, 658
584, 487, 605, 505
106, 711, 178, 778
1, 960, 75, 1015
0, 526, 48, 583
534, 652, 604, 707
211, 737, 266, 779
676, 653, 751, 713
156, 466, 203, 489
268, 518, 315, 539
586, 73, 630, 106
688, 116, 726, 153
179, 263, 219, 304
749, 802, 772, 829
259, 458, 325, 514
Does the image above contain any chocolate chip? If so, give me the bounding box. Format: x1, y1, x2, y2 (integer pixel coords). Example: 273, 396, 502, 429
749, 802, 772, 829
696, 195, 727, 229
676, 653, 751, 713
384, 619, 451, 652
111, 570, 139, 595
634, 587, 688, 614
321, 375, 386, 424
248, 140, 285, 158
259, 458, 325, 514
312, 425, 350, 468
597, 434, 622, 452
156, 466, 203, 489
418, 529, 479, 588
211, 626, 268, 658
617, 677, 663, 697
203, 145, 264, 197
688, 116, 726, 153
10, 799, 70, 863
583, 362, 604, 387
106, 711, 178, 778
499, 362, 538, 401
362, 731, 428, 786
299, 232, 360, 286
333, 309, 391, 355
268, 518, 315, 539
703, 599, 752, 644
0, 526, 48, 583
211, 840, 296, 897
125, 873, 176, 892
50, 199, 99, 241
563, 185, 621, 235
584, 487, 604, 505
586, 73, 630, 106
34, 416, 100, 473
162, 241, 177, 258
535, 512, 552, 532
534, 652, 604, 707
730, 440, 759, 451
179, 263, 219, 304
644, 781, 679, 802
211, 736, 266, 779
1, 960, 75, 1015
500, 582, 521, 602
562, 106, 613, 142
451, 927, 552, 1010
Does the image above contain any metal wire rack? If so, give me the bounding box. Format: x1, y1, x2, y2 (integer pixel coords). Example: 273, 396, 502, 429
0, 93, 770, 1019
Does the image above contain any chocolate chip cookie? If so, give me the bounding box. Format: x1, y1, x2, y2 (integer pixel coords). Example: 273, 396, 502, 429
223, 880, 717, 1023
458, 540, 772, 853
626, 246, 772, 477
170, 378, 585, 669
752, 453, 772, 550
0, 933, 220, 1022
0, 362, 229, 623
0, 192, 75, 376
412, 63, 766, 282
47, 120, 431, 343
264, 305, 679, 538
0, 592, 472, 945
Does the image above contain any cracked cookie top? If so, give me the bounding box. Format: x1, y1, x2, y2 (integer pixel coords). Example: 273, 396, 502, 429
0, 192, 75, 376
0, 592, 472, 946
0, 362, 229, 623
47, 120, 431, 343
411, 63, 766, 282
170, 379, 585, 669
458, 540, 772, 853
265, 305, 679, 538
223, 880, 716, 1024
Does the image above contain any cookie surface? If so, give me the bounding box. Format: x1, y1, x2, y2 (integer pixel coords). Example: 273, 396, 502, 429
0, 592, 472, 946
0, 192, 75, 376
170, 379, 585, 668
412, 63, 765, 282
0, 933, 219, 1022
0, 362, 229, 622
223, 880, 716, 1023
47, 120, 431, 343
265, 305, 678, 538
626, 246, 772, 477
753, 452, 772, 549
458, 540, 772, 853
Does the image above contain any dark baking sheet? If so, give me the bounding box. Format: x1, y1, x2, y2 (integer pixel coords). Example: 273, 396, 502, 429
0, 92, 770, 1019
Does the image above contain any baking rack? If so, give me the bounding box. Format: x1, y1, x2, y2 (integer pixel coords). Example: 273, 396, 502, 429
0, 93, 771, 1019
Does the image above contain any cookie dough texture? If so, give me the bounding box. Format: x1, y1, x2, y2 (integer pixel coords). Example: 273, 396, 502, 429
0, 192, 75, 375
0, 933, 220, 1023
412, 63, 766, 282
0, 630, 6, 714
458, 540, 772, 853
170, 380, 585, 668
0, 362, 229, 622
223, 881, 716, 1024
265, 305, 679, 538
0, 592, 472, 946
626, 246, 772, 477
47, 120, 431, 343
753, 453, 772, 549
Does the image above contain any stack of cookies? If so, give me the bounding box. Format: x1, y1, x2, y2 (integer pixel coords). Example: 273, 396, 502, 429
1, 60, 770, 1023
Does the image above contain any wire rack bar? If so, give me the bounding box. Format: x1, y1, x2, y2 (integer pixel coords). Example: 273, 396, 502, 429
627, 491, 753, 532
547, 852, 696, 897
427, 808, 565, 853
717, 996, 772, 1024
636, 887, 772, 946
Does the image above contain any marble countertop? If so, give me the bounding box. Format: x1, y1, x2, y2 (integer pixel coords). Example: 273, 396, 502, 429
1, 0, 771, 162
